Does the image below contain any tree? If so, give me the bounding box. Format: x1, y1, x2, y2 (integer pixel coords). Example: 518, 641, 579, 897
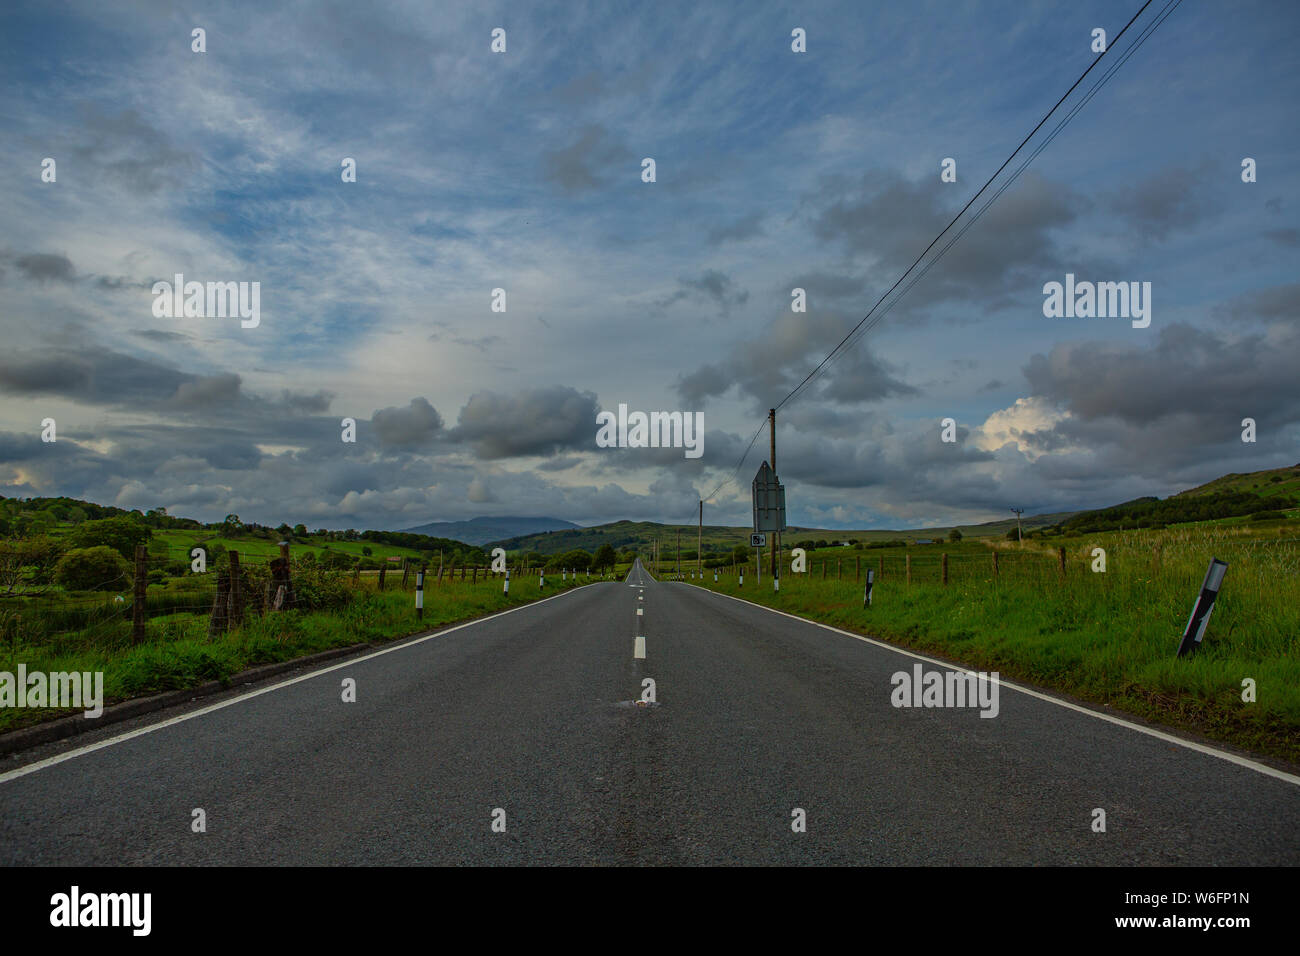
55, 546, 131, 591
948, 528, 963, 543
731, 544, 749, 564
592, 544, 617, 571
68, 517, 151, 559
361, 546, 373, 556
25, 512, 55, 536
221, 514, 243, 535
292, 524, 307, 538
0, 538, 62, 595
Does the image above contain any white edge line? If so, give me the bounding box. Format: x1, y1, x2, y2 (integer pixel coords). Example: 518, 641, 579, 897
0, 583, 597, 785
682, 583, 1300, 788
634, 635, 646, 660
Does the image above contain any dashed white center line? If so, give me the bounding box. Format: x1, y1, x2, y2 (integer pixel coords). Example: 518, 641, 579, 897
634, 636, 646, 659
636, 608, 643, 615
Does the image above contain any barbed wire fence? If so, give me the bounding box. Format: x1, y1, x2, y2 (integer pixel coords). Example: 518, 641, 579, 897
0, 538, 630, 660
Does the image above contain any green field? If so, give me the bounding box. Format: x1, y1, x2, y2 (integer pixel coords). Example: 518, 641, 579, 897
0, 565, 627, 734
674, 521, 1300, 764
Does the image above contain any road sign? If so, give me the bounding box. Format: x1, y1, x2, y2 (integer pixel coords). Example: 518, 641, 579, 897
1177, 557, 1228, 657
752, 461, 787, 532
750, 533, 766, 548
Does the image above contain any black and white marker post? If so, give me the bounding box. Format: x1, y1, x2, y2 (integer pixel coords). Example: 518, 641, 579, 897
1176, 557, 1228, 657
415, 566, 425, 621
863, 568, 874, 608
503, 568, 509, 596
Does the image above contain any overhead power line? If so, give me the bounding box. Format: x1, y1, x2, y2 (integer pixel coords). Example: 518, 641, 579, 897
687, 0, 1179, 518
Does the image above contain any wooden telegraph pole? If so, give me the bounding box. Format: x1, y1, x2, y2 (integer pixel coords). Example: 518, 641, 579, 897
698, 500, 703, 579
769, 408, 778, 584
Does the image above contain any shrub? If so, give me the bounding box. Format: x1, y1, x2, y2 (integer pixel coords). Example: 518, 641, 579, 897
67, 516, 151, 559
291, 565, 351, 610
54, 546, 131, 591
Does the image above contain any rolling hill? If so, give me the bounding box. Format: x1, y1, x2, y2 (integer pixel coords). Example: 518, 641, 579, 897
399, 515, 579, 546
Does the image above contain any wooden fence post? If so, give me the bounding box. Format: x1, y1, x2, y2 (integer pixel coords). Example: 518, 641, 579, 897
878, 556, 884, 579
228, 550, 244, 628
906, 554, 911, 586
132, 544, 147, 643
942, 553, 949, 586
821, 561, 826, 579
208, 569, 230, 638
992, 551, 1000, 579
401, 559, 410, 589
270, 541, 295, 609
1058, 546, 1067, 577
472, 565, 478, 584
837, 558, 842, 580
378, 566, 387, 591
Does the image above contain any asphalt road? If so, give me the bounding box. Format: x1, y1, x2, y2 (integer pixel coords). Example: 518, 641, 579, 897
2, 559, 1297, 865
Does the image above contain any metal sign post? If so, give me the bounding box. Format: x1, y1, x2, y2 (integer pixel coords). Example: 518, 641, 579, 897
415, 567, 425, 620
1177, 558, 1228, 657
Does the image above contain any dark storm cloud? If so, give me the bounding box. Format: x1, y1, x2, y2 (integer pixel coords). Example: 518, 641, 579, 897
1106, 163, 1218, 242
1023, 323, 1300, 427
807, 169, 1084, 311
1210, 282, 1300, 323
450, 386, 598, 460
674, 309, 914, 409
71, 107, 197, 195
0, 348, 190, 404
170, 373, 243, 407
14, 253, 76, 283
371, 397, 445, 449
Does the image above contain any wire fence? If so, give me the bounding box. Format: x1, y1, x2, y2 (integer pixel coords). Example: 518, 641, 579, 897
0, 543, 619, 655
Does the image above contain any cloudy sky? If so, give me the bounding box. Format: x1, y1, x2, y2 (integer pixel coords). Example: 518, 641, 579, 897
0, 0, 1296, 532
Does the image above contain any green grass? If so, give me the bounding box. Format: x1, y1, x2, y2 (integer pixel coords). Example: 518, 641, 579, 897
0, 570, 614, 734
678, 524, 1300, 764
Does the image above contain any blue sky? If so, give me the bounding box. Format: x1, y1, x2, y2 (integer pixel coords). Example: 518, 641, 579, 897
0, 0, 1296, 531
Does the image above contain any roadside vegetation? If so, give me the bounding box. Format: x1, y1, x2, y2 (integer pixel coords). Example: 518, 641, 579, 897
686, 518, 1300, 764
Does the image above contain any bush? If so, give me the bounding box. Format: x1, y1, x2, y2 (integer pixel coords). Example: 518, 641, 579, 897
54, 546, 131, 591
291, 565, 352, 610
1251, 510, 1287, 521
67, 516, 151, 559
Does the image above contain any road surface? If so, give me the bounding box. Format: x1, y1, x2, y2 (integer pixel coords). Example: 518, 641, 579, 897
2, 559, 1297, 865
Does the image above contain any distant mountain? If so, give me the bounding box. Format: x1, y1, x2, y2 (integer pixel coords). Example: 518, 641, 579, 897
399, 516, 580, 546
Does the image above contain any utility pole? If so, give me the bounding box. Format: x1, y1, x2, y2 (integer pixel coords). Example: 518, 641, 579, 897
698, 500, 703, 579
676, 527, 680, 578
1011, 508, 1024, 544
769, 408, 778, 583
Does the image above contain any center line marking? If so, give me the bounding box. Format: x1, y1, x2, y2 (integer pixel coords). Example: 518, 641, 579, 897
634, 636, 646, 659
636, 608, 643, 615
